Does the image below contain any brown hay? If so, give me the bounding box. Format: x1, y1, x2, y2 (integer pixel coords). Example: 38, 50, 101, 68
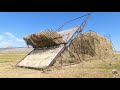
71, 32, 114, 60
23, 31, 65, 48
54, 32, 114, 66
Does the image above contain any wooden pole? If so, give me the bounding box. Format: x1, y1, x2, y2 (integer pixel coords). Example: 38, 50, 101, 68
71, 39, 82, 62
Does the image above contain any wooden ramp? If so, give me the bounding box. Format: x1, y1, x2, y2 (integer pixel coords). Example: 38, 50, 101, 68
17, 27, 79, 69
17, 44, 65, 69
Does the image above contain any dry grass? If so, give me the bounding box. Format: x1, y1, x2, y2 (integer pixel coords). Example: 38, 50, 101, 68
0, 54, 25, 63
0, 52, 120, 78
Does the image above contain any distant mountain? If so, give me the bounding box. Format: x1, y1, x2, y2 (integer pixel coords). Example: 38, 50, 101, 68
0, 47, 33, 54
115, 51, 120, 54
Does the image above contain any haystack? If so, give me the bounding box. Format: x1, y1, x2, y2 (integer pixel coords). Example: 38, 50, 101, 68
54, 32, 114, 66
23, 31, 65, 48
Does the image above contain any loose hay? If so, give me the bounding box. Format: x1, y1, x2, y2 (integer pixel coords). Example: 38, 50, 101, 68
22, 31, 115, 68
54, 31, 114, 66
23, 31, 65, 48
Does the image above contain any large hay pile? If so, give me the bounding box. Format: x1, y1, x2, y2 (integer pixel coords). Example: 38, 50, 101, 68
54, 32, 114, 66
71, 32, 114, 59
23, 31, 65, 48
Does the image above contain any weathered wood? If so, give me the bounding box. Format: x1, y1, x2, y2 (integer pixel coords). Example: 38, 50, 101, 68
17, 27, 80, 69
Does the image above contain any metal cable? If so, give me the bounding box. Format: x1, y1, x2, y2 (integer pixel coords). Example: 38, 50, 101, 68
56, 13, 91, 32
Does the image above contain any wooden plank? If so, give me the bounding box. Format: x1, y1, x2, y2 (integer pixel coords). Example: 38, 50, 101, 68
17, 45, 64, 69
17, 27, 80, 69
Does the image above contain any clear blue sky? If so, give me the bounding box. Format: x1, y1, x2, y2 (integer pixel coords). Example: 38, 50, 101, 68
0, 12, 119, 51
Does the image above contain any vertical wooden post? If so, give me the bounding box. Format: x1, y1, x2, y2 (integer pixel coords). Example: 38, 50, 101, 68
81, 33, 84, 60
60, 53, 63, 66
71, 40, 82, 62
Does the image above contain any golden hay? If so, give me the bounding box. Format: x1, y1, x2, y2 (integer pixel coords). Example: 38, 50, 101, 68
23, 31, 65, 48
54, 32, 114, 66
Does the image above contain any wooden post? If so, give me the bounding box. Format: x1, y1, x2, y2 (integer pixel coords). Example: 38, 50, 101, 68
81, 33, 84, 60
71, 40, 82, 62
60, 53, 63, 66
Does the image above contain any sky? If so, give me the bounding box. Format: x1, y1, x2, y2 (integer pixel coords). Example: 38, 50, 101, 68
0, 12, 120, 51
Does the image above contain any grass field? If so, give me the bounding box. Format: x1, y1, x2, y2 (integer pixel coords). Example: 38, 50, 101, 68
0, 52, 120, 78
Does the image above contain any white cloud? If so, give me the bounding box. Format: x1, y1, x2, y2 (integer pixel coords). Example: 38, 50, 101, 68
0, 35, 4, 41
0, 32, 26, 48
0, 41, 13, 48
5, 32, 16, 38
4, 32, 24, 42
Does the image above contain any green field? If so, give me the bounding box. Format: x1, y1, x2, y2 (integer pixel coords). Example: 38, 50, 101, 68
0, 52, 120, 78
0, 54, 26, 63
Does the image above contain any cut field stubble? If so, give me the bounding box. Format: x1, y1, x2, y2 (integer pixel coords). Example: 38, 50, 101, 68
0, 53, 120, 78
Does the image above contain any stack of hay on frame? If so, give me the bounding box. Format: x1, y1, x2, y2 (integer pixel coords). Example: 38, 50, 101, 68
23, 31, 66, 48
54, 31, 114, 66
